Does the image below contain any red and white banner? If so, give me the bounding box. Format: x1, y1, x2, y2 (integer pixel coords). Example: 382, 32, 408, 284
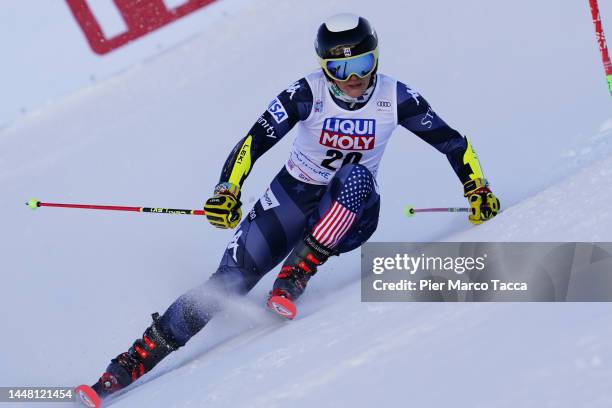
66, 0, 216, 55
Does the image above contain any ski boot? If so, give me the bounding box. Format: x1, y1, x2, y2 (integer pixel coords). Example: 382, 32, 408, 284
76, 313, 179, 407
267, 233, 333, 319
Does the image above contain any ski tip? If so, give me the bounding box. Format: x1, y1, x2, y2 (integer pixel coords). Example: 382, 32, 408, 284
75, 384, 101, 408
267, 295, 297, 319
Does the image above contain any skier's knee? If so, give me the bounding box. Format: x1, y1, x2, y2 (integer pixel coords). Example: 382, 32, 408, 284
334, 164, 375, 197
336, 162, 368, 175
336, 163, 374, 184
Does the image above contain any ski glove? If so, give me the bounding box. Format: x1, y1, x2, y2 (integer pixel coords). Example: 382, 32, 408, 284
204, 182, 242, 229
464, 178, 500, 225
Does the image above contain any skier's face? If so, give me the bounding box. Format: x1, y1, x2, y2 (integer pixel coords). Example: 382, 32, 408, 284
333, 73, 371, 98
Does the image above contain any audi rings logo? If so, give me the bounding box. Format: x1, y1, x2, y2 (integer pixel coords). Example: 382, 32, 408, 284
377, 101, 392, 108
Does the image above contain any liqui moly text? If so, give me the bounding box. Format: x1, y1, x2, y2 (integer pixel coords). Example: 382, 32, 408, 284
319, 118, 376, 150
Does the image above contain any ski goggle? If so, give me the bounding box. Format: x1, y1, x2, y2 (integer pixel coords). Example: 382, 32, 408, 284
319, 49, 378, 82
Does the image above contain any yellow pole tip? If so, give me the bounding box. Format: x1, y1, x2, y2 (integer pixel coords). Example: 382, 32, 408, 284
404, 205, 415, 217
27, 199, 40, 210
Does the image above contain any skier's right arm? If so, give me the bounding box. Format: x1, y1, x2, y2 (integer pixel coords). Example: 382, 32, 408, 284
204, 79, 313, 229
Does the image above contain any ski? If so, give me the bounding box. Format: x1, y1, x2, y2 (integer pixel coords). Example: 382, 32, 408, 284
75, 384, 102, 408
266, 295, 297, 319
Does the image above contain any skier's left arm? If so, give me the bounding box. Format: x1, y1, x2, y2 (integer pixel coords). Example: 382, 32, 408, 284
396, 82, 500, 224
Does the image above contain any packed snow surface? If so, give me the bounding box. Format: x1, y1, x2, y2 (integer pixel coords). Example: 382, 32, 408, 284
1, 0, 611, 407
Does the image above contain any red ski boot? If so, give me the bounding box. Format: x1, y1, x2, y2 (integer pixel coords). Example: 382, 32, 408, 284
267, 234, 333, 319
76, 313, 179, 407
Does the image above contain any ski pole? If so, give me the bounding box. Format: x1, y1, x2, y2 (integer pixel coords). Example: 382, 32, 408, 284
404, 205, 470, 218
26, 199, 206, 216
589, 0, 612, 95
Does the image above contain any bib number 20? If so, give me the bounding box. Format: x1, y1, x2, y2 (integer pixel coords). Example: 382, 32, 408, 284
321, 150, 362, 171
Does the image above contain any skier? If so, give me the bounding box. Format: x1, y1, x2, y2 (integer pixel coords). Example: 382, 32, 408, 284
77, 13, 500, 406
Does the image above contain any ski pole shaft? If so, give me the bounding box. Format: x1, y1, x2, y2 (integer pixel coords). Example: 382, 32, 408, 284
26, 199, 205, 216
404, 205, 469, 217
589, 0, 612, 95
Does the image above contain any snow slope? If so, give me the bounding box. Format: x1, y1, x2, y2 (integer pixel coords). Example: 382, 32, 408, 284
1, 0, 611, 407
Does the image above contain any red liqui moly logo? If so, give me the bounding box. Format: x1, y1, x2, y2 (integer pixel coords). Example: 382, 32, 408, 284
66, 0, 216, 55
319, 118, 376, 150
